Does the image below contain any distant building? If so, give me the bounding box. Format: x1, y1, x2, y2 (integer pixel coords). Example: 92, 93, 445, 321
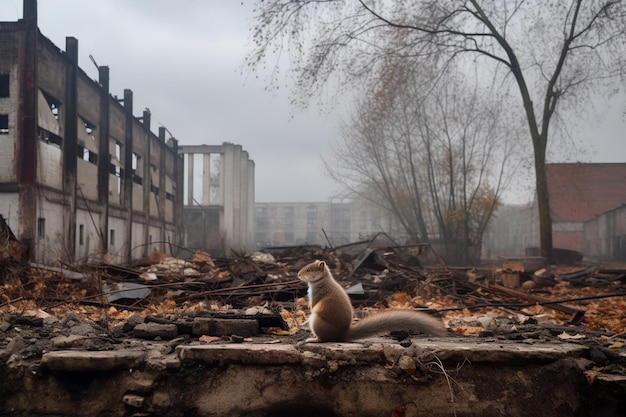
484, 163, 626, 261
547, 163, 626, 255
0, 0, 184, 264
483, 203, 537, 259
255, 197, 402, 249
179, 143, 255, 256
585, 203, 626, 262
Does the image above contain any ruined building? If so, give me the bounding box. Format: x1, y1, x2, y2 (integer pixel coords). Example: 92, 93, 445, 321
180, 144, 255, 256
0, 1, 185, 264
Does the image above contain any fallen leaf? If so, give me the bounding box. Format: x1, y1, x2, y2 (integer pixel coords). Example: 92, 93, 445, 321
267, 327, 298, 336
199, 335, 221, 344
557, 332, 586, 340
583, 370, 597, 385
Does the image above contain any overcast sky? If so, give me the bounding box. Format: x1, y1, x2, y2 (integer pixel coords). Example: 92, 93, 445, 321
1, 1, 624, 205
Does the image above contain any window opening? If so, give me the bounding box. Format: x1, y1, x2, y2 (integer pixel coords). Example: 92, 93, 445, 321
37, 218, 45, 238
0, 114, 8, 134
110, 229, 115, 246
150, 164, 159, 194
132, 152, 142, 185
78, 145, 98, 164
110, 140, 123, 196
79, 225, 84, 245
38, 127, 63, 147
78, 117, 98, 164
41, 91, 61, 120
0, 74, 9, 98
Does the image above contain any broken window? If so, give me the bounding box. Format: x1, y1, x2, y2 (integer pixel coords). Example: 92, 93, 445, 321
0, 74, 9, 98
38, 127, 63, 147
78, 117, 98, 164
38, 90, 61, 136
132, 152, 142, 185
37, 218, 45, 238
110, 139, 123, 196
0, 114, 8, 134
79, 225, 84, 245
78, 145, 98, 164
150, 164, 159, 194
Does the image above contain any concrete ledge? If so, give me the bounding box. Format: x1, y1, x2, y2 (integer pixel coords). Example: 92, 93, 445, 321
178, 343, 302, 365
41, 350, 145, 371
177, 338, 590, 367
3, 338, 620, 417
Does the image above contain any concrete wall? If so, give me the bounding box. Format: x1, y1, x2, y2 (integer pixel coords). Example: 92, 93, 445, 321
0, 1, 184, 265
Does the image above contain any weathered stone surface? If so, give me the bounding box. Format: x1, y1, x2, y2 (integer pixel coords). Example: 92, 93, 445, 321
1, 338, 622, 417
68, 323, 97, 336
146, 353, 181, 372
178, 343, 302, 365
133, 323, 178, 340
191, 317, 259, 338
51, 334, 88, 348
302, 340, 389, 363
122, 314, 145, 332
41, 350, 145, 371
404, 339, 590, 363
1, 336, 28, 359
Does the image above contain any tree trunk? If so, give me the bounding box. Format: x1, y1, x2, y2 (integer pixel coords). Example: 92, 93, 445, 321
532, 134, 553, 261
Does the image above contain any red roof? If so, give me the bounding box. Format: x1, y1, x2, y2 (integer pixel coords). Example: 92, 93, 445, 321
547, 163, 626, 222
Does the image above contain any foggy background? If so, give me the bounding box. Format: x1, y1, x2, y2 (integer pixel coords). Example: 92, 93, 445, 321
1, 0, 623, 205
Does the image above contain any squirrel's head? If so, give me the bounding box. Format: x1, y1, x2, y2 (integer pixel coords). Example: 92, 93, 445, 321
297, 260, 326, 282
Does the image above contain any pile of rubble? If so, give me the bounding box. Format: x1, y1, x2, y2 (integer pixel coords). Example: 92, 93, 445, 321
0, 229, 625, 366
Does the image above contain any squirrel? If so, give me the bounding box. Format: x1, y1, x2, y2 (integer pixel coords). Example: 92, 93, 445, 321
297, 259, 447, 342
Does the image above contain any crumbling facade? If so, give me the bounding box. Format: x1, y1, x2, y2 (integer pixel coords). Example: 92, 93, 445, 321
179, 143, 255, 255
0, 0, 184, 264
255, 198, 402, 248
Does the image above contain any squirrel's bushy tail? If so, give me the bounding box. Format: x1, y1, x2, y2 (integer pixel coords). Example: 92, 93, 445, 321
344, 310, 447, 341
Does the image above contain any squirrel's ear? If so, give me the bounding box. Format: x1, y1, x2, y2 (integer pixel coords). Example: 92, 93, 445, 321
318, 261, 326, 270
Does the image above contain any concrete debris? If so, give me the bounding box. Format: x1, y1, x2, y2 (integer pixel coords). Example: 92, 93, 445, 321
0, 215, 23, 264
0, 236, 625, 416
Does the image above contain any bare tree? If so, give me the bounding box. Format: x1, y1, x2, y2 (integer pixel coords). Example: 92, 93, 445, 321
326, 62, 519, 264
248, 0, 626, 259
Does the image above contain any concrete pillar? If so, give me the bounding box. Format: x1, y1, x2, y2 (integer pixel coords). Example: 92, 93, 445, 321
222, 146, 234, 248
63, 37, 79, 263
202, 153, 211, 206
18, 0, 38, 260
97, 66, 110, 256
174, 141, 184, 248
142, 109, 150, 130
123, 89, 134, 262
246, 158, 256, 249
142, 111, 151, 258
187, 153, 194, 206
158, 127, 167, 252
232, 145, 242, 250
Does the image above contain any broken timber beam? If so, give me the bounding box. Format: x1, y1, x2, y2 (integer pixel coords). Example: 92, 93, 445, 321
483, 284, 585, 324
